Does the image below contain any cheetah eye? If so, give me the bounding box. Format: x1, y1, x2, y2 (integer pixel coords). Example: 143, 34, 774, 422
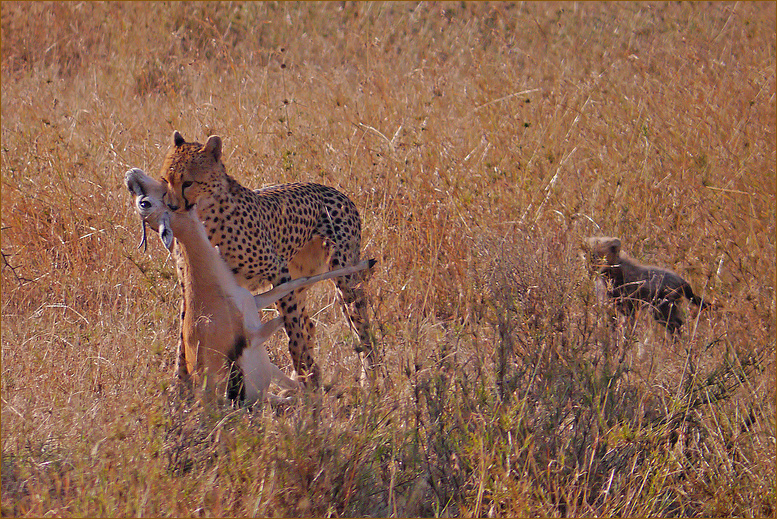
182, 181, 193, 189
139, 199, 152, 209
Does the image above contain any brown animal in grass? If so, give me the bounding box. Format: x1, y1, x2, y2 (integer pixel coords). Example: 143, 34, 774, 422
583, 237, 710, 334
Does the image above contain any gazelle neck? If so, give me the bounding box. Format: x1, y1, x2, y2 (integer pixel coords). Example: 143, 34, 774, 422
169, 209, 235, 291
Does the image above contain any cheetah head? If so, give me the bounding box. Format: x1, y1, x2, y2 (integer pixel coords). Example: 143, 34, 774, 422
582, 236, 622, 272
160, 131, 226, 212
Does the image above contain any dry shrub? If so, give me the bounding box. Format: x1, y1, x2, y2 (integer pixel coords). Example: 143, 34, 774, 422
458, 224, 773, 516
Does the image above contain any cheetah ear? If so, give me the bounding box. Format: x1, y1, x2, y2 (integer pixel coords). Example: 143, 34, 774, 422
172, 131, 186, 147
203, 135, 222, 162
609, 238, 622, 256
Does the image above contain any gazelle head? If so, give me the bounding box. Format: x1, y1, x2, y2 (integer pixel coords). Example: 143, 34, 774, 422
125, 167, 174, 251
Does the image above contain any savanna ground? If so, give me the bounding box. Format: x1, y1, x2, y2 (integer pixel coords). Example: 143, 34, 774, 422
1, 2, 775, 517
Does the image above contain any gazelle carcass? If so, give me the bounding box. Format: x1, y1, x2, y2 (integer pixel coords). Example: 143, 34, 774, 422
125, 168, 375, 406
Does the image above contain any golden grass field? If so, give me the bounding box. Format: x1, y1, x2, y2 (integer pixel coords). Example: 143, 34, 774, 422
1, 1, 775, 516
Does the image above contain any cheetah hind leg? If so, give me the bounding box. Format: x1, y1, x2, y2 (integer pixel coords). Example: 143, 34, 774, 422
257, 259, 377, 388
334, 273, 376, 388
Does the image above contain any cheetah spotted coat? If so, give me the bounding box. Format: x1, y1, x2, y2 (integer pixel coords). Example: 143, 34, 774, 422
160, 131, 374, 385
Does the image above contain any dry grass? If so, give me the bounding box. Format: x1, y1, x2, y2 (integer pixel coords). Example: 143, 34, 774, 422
2, 1, 775, 517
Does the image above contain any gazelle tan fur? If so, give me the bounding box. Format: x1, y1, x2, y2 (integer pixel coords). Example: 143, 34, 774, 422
125, 168, 375, 405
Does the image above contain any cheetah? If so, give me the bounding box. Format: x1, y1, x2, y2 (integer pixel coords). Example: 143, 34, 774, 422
126, 167, 375, 404
158, 131, 374, 386
583, 236, 710, 335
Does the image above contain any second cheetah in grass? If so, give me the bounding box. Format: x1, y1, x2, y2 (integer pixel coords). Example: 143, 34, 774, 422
583, 236, 710, 335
